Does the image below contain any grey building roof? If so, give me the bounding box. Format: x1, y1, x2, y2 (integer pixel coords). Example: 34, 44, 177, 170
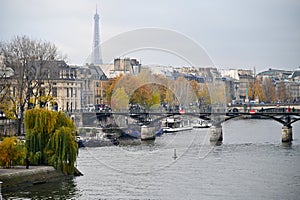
289, 69, 300, 79
257, 68, 292, 77
88, 65, 108, 80
23, 60, 77, 80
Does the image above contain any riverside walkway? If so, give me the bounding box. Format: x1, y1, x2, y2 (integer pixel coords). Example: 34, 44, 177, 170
0, 166, 65, 190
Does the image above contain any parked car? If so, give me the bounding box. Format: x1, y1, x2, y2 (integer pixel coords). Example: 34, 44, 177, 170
83, 104, 95, 112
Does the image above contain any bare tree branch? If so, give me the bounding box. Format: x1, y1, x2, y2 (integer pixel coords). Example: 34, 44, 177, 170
0, 35, 64, 135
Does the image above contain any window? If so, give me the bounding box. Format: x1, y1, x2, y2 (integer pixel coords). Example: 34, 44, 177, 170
40, 88, 45, 96
52, 87, 57, 97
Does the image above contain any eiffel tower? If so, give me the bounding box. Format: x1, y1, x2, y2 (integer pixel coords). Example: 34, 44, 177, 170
91, 6, 103, 64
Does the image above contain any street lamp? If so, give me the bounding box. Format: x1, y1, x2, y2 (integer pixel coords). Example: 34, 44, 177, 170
234, 81, 239, 102
0, 180, 3, 200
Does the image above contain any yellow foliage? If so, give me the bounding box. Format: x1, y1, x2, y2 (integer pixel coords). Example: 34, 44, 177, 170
105, 74, 123, 104
0, 98, 17, 120
198, 83, 211, 105
111, 87, 129, 110
0, 137, 26, 168
248, 80, 265, 101
208, 82, 226, 104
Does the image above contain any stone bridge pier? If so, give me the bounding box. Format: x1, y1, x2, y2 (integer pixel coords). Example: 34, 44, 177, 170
210, 124, 223, 142
282, 125, 293, 142
282, 115, 293, 142
210, 114, 224, 142
209, 123, 294, 143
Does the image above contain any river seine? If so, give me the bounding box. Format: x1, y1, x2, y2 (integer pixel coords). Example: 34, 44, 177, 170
3, 119, 300, 199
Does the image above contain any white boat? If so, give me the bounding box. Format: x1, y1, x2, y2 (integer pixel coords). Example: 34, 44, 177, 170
162, 117, 193, 133
191, 119, 212, 128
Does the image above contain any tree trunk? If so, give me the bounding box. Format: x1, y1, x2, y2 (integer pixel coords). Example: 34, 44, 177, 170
17, 108, 24, 135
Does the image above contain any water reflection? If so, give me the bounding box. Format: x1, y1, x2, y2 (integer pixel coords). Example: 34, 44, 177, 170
210, 141, 222, 146
281, 141, 292, 149
3, 178, 78, 200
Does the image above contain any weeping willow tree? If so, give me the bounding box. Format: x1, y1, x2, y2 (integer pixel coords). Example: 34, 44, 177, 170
24, 108, 78, 175
47, 127, 78, 175
25, 109, 57, 165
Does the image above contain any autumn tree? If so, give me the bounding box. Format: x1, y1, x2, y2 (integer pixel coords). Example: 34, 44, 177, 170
107, 69, 168, 109
164, 86, 176, 106
130, 84, 161, 109
105, 74, 123, 105
105, 70, 201, 110
0, 137, 26, 168
198, 83, 211, 108
208, 81, 227, 105
153, 74, 169, 103
262, 78, 276, 103
111, 87, 129, 110
0, 67, 16, 121
190, 80, 200, 99
150, 91, 161, 109
190, 80, 211, 108
0, 46, 15, 121
168, 77, 197, 107
248, 79, 265, 101
130, 85, 152, 108
277, 81, 288, 102
0, 35, 63, 135
248, 81, 255, 100
121, 74, 140, 95
176, 77, 194, 105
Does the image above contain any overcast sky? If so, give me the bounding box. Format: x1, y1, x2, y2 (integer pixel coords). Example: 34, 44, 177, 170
0, 0, 299, 72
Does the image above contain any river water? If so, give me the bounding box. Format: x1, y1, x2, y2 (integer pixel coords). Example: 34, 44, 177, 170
3, 119, 300, 199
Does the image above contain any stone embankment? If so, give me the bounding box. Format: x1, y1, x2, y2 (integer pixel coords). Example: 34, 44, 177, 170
0, 166, 66, 191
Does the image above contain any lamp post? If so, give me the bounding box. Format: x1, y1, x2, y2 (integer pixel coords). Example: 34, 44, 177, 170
0, 180, 3, 200
234, 81, 239, 102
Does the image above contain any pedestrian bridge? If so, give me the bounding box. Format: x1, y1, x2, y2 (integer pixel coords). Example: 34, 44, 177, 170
144, 109, 300, 143
228, 103, 300, 113
72, 106, 300, 144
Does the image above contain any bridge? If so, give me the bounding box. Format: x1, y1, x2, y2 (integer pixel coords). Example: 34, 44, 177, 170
228, 103, 300, 113
71, 105, 300, 143
209, 110, 300, 143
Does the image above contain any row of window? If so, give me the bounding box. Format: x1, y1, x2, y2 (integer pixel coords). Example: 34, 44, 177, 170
51, 87, 78, 98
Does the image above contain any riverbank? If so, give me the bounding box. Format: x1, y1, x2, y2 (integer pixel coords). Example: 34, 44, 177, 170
0, 165, 67, 191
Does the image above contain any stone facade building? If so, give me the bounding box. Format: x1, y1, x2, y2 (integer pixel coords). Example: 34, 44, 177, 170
257, 68, 300, 103
220, 69, 254, 103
